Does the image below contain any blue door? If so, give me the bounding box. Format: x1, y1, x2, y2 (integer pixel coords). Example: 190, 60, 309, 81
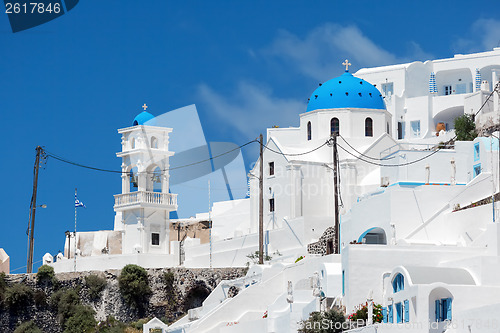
404, 299, 409, 322
388, 304, 393, 323
395, 303, 402, 323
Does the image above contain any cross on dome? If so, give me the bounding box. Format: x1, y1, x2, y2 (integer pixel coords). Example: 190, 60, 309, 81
342, 59, 352, 72
142, 103, 148, 111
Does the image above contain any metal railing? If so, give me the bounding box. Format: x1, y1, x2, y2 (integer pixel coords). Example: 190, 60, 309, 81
114, 191, 177, 207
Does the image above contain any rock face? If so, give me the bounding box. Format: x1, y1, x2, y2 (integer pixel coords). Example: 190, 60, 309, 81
0, 267, 246, 333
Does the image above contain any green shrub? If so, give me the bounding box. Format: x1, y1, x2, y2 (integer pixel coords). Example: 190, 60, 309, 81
36, 265, 56, 285
50, 289, 81, 325
5, 283, 34, 312
163, 271, 174, 288
118, 265, 151, 310
63, 305, 96, 333
14, 321, 43, 333
0, 272, 6, 305
347, 302, 383, 323
33, 290, 47, 307
454, 114, 477, 141
96, 316, 128, 333
298, 308, 345, 333
84, 274, 107, 299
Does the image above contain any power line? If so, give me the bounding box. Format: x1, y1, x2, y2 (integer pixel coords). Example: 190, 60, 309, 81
44, 140, 257, 175
338, 134, 395, 161
262, 141, 329, 156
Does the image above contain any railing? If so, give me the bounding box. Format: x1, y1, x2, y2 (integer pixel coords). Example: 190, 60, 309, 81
380, 142, 454, 160
114, 191, 177, 208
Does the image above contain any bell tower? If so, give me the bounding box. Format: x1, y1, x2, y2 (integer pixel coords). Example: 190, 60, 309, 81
113, 105, 177, 255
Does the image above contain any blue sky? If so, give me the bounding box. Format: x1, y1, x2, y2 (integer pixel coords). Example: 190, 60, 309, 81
1, 0, 499, 273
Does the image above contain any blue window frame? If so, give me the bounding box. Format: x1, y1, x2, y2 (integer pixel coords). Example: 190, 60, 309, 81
382, 307, 387, 323
129, 167, 138, 192
392, 273, 405, 293
474, 143, 480, 161
388, 304, 393, 323
395, 302, 403, 323
473, 164, 481, 177
435, 298, 452, 321
404, 299, 409, 322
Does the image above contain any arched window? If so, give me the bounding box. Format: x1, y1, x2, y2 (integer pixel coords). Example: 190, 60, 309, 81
130, 137, 135, 149
151, 136, 158, 149
152, 167, 162, 192
392, 273, 404, 293
129, 167, 138, 192
387, 122, 390, 134
307, 121, 312, 141
365, 117, 373, 137
331, 118, 340, 136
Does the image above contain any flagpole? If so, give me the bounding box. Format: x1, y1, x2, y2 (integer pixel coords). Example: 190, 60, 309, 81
74, 188, 77, 272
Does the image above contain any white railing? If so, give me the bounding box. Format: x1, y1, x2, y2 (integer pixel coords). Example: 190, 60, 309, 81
114, 191, 177, 208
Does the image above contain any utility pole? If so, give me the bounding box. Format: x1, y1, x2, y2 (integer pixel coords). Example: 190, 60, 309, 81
27, 146, 43, 273
259, 134, 264, 264
331, 135, 340, 254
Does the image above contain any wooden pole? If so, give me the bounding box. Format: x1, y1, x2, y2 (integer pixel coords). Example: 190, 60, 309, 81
332, 135, 340, 254
27, 146, 42, 273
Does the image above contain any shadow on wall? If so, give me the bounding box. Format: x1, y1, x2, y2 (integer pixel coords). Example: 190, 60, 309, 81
183, 281, 212, 312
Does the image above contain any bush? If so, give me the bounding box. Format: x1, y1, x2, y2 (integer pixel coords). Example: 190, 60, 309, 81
298, 308, 345, 333
14, 321, 43, 333
33, 290, 47, 307
63, 305, 96, 333
347, 302, 383, 323
0, 272, 6, 305
36, 265, 56, 285
118, 265, 151, 310
51, 289, 81, 325
5, 283, 34, 312
454, 114, 477, 141
84, 274, 107, 299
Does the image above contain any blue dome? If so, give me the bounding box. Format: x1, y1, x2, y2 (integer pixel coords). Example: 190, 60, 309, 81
133, 111, 155, 126
306, 72, 385, 112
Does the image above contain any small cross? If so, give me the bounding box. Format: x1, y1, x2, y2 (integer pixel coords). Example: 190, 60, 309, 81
342, 59, 352, 72
142, 103, 148, 111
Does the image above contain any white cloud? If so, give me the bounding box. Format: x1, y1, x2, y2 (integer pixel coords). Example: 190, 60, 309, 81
261, 23, 423, 81
198, 82, 304, 139
454, 18, 500, 53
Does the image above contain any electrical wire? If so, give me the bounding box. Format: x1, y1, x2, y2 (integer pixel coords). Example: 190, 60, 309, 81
338, 134, 395, 161
262, 141, 329, 156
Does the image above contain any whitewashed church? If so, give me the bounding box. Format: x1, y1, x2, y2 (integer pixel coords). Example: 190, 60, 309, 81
48, 48, 500, 333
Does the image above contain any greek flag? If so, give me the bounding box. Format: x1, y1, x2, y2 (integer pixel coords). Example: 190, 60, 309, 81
75, 194, 86, 208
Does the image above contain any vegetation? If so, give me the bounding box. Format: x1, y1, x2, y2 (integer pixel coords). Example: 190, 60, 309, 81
63, 304, 96, 333
5, 283, 34, 313
33, 290, 47, 308
36, 265, 57, 285
118, 264, 151, 311
298, 308, 346, 333
163, 270, 177, 308
347, 302, 383, 323
84, 274, 107, 299
14, 321, 43, 333
454, 114, 477, 141
0, 272, 6, 305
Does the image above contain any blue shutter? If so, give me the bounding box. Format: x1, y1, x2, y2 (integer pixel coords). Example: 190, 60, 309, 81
382, 307, 387, 323
404, 299, 409, 322
446, 298, 452, 320
388, 305, 393, 323
342, 271, 345, 296
435, 299, 440, 321
396, 303, 402, 323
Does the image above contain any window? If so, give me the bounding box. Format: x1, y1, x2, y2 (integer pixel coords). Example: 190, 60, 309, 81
326, 239, 334, 255
365, 118, 373, 137
474, 143, 480, 161
307, 121, 312, 141
131, 137, 135, 149
395, 302, 403, 323
410, 120, 420, 137
269, 198, 275, 212
151, 136, 158, 149
435, 298, 452, 321
404, 299, 410, 322
444, 85, 453, 95
397, 122, 405, 140
152, 167, 162, 192
330, 118, 339, 136
152, 233, 160, 246
473, 164, 481, 177
129, 167, 138, 192
381, 82, 394, 97
382, 307, 387, 323
392, 273, 404, 293
386, 122, 390, 134
388, 304, 393, 323
269, 162, 275, 176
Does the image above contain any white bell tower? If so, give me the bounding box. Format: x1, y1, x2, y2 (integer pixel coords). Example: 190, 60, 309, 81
113, 104, 177, 255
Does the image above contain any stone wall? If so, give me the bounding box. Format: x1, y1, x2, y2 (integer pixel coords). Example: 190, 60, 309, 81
307, 227, 336, 255
0, 266, 246, 333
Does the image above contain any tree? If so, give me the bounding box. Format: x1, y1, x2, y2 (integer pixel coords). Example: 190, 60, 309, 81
454, 114, 477, 141
14, 321, 43, 333
63, 305, 96, 333
118, 264, 151, 311
298, 308, 345, 333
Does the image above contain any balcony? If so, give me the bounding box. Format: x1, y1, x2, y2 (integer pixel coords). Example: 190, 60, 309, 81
114, 191, 177, 211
